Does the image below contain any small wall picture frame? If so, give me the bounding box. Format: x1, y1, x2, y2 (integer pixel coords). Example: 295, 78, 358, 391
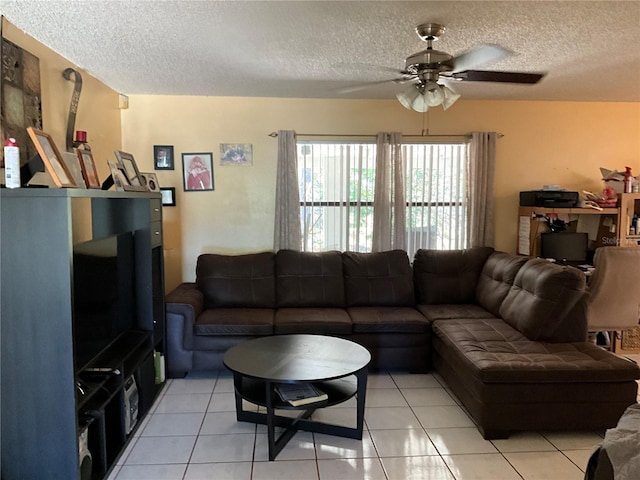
154, 145, 174, 170
182, 152, 214, 191
114, 150, 147, 191
77, 149, 100, 188
220, 143, 252, 166
26, 127, 76, 187
160, 187, 176, 206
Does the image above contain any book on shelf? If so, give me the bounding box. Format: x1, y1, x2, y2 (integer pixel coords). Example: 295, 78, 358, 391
275, 382, 328, 407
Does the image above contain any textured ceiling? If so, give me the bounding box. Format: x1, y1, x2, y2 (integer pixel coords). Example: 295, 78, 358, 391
2, 1, 640, 102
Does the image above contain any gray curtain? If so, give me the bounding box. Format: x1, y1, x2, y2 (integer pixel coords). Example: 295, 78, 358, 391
467, 132, 496, 247
372, 132, 406, 252
274, 130, 301, 250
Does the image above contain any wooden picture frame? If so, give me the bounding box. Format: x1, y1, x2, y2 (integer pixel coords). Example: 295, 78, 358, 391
26, 127, 76, 187
182, 152, 214, 191
154, 145, 174, 170
76, 149, 100, 188
114, 150, 147, 192
160, 187, 176, 206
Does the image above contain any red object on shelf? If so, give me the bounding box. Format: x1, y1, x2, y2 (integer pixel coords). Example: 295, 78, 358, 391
75, 130, 87, 143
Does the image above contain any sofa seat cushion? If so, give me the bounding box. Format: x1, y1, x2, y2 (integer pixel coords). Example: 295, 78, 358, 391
274, 308, 352, 334
348, 306, 429, 333
417, 304, 496, 321
433, 318, 640, 384
343, 250, 415, 306
194, 308, 274, 335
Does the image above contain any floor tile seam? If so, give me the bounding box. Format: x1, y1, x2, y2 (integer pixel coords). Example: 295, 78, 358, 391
559, 449, 591, 474
490, 451, 526, 480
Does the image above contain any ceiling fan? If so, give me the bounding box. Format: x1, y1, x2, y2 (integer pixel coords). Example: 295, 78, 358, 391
348, 23, 545, 112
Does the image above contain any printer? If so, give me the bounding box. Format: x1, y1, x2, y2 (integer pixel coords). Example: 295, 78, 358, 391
519, 190, 579, 208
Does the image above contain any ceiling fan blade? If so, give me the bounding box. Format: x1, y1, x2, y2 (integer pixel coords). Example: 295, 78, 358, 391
338, 77, 414, 94
451, 70, 545, 84
445, 44, 513, 73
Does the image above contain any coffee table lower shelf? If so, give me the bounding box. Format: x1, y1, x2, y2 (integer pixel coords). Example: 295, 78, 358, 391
232, 373, 367, 460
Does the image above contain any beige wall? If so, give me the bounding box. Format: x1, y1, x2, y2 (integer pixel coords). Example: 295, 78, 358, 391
122, 96, 640, 290
2, 19, 122, 183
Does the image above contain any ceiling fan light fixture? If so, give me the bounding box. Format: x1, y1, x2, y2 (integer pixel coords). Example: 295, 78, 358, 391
442, 85, 461, 110
424, 82, 445, 107
396, 85, 421, 110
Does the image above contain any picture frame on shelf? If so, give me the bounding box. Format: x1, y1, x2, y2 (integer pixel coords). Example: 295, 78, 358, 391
182, 152, 214, 191
26, 127, 76, 187
140, 172, 160, 192
76, 149, 100, 188
114, 150, 147, 191
160, 187, 176, 206
107, 159, 129, 191
153, 145, 174, 170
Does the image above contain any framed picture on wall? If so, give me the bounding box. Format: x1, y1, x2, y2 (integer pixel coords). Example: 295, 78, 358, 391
154, 145, 174, 170
160, 187, 176, 206
220, 143, 252, 166
182, 152, 214, 191
26, 127, 76, 187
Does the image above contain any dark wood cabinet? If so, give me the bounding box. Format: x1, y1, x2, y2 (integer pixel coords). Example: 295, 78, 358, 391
1, 189, 166, 480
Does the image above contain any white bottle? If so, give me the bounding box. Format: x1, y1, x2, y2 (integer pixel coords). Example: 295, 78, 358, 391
4, 137, 20, 188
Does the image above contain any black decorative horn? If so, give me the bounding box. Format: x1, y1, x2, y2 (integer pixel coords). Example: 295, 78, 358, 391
62, 68, 82, 152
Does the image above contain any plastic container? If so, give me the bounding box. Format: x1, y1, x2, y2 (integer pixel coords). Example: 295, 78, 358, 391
4, 137, 21, 188
623, 166, 634, 193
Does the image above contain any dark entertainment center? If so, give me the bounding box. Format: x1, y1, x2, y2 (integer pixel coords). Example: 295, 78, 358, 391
1, 189, 166, 479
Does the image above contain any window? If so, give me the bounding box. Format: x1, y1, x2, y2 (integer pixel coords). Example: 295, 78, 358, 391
297, 138, 469, 256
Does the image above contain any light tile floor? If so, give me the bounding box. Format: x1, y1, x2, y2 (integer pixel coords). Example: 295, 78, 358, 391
108, 355, 640, 480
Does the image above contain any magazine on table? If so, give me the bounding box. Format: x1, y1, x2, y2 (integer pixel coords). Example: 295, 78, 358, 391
275, 383, 328, 406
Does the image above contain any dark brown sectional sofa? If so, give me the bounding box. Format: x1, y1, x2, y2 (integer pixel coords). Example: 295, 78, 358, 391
165, 247, 640, 439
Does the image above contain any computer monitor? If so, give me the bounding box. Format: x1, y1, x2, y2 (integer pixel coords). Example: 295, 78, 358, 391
540, 232, 588, 263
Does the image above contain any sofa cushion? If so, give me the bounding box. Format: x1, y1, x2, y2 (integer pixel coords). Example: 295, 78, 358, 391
418, 304, 496, 321
194, 308, 274, 335
476, 252, 529, 317
343, 250, 414, 307
499, 258, 588, 342
348, 306, 430, 333
432, 318, 640, 383
196, 252, 275, 308
274, 308, 352, 334
413, 247, 494, 304
276, 250, 345, 307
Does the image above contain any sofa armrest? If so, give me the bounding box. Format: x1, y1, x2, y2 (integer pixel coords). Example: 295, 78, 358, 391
166, 282, 204, 319
165, 283, 204, 378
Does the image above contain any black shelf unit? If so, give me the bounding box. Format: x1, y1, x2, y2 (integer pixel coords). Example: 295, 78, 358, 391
1, 189, 166, 480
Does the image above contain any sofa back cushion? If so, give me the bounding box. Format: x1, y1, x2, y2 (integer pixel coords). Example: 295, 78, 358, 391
276, 250, 345, 307
499, 258, 588, 342
343, 250, 414, 307
413, 247, 494, 304
196, 252, 275, 308
476, 252, 529, 316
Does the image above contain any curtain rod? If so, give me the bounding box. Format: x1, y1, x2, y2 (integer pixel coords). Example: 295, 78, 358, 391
268, 131, 503, 138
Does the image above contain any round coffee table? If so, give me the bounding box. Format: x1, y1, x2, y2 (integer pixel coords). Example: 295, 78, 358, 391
223, 334, 371, 460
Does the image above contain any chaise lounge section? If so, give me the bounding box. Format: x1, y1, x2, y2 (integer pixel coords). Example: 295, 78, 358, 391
165, 247, 640, 439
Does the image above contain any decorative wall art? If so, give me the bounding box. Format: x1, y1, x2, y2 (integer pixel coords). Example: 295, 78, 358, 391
182, 152, 213, 191
1, 37, 43, 166
153, 145, 174, 170
160, 187, 176, 206
220, 143, 252, 166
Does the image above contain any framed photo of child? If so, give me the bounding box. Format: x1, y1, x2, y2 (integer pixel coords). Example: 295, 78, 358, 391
182, 152, 213, 191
